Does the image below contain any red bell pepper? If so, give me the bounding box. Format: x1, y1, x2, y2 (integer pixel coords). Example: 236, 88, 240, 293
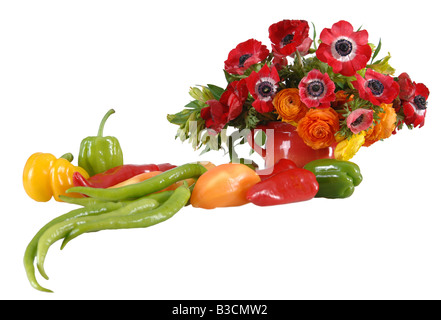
256, 158, 297, 181
73, 163, 176, 188
246, 168, 319, 206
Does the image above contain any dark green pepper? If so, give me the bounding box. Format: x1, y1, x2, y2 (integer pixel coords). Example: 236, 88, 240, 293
303, 159, 362, 199
78, 109, 123, 176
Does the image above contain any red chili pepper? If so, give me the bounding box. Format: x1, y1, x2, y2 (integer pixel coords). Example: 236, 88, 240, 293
246, 168, 319, 206
256, 158, 297, 181
73, 163, 176, 188
157, 163, 177, 172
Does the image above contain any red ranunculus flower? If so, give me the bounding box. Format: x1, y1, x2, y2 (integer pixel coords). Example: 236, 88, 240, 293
269, 20, 310, 57
224, 39, 270, 75
299, 69, 336, 108
316, 20, 372, 76
402, 82, 429, 128
201, 79, 249, 134
352, 69, 400, 106
246, 64, 280, 113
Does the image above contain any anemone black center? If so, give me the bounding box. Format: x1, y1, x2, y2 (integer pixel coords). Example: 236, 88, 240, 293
238, 54, 252, 68
282, 34, 294, 46
335, 39, 353, 56
414, 95, 427, 110
257, 81, 274, 98
351, 114, 365, 127
367, 79, 384, 96
307, 80, 325, 98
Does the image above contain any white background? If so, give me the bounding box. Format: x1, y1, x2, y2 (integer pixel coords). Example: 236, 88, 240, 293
1, 0, 440, 300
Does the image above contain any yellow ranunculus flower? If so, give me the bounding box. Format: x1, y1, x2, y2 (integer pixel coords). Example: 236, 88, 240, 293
334, 132, 366, 161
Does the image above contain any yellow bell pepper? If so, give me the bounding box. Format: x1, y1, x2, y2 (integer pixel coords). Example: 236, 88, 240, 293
23, 152, 89, 202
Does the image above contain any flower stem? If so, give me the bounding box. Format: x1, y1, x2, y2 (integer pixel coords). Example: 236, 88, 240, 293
295, 50, 305, 75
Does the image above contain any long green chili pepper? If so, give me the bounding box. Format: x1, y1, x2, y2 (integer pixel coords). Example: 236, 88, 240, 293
36, 197, 160, 282
58, 195, 109, 207
67, 163, 206, 201
138, 190, 174, 204
61, 185, 191, 250
23, 201, 125, 293
25, 191, 174, 293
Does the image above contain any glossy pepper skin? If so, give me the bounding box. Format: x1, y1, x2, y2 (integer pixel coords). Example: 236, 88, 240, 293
73, 163, 176, 188
256, 158, 297, 181
190, 163, 261, 209
23, 152, 89, 202
78, 109, 123, 177
246, 168, 318, 206
303, 159, 363, 199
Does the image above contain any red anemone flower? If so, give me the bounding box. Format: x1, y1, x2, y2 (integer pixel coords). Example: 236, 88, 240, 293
201, 100, 229, 134
397, 73, 416, 101
224, 39, 270, 75
297, 37, 313, 56
299, 69, 336, 108
246, 64, 280, 113
269, 20, 310, 57
201, 79, 249, 134
316, 20, 372, 76
402, 82, 429, 128
219, 79, 249, 120
352, 69, 400, 106
272, 53, 288, 71
346, 108, 374, 134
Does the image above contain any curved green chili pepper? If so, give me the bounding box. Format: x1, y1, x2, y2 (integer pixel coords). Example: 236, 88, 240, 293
59, 190, 174, 207
24, 190, 174, 293
58, 195, 109, 207
23, 201, 124, 293
67, 163, 206, 201
61, 185, 191, 250
36, 198, 160, 281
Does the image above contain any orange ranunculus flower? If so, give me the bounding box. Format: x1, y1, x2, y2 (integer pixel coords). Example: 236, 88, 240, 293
363, 103, 397, 147
333, 90, 354, 109
273, 88, 308, 125
297, 107, 340, 150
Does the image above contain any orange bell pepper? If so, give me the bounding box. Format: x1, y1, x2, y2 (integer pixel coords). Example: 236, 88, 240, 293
190, 163, 261, 209
109, 171, 163, 188
109, 161, 217, 190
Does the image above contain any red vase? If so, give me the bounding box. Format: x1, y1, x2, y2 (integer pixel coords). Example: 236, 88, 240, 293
247, 122, 335, 168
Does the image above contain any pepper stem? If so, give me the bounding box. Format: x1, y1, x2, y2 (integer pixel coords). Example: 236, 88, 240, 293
60, 153, 74, 162
97, 109, 115, 137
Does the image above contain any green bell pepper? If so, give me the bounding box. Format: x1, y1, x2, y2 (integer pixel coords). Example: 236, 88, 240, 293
303, 159, 363, 199
78, 109, 124, 176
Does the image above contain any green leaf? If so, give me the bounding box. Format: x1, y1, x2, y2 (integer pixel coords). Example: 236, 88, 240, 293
224, 69, 247, 83
368, 52, 396, 75
207, 84, 225, 101
167, 109, 193, 127
184, 100, 204, 110
371, 38, 382, 64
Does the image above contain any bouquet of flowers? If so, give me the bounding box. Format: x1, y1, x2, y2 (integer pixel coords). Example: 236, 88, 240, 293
167, 19, 430, 162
